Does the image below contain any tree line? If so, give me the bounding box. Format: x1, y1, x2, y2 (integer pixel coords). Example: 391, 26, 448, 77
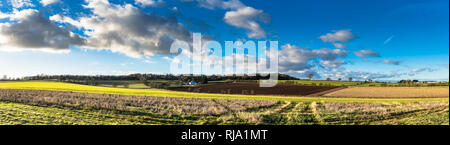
20, 73, 299, 83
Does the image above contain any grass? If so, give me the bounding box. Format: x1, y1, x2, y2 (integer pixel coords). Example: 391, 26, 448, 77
2, 100, 447, 125
0, 81, 447, 103
0, 102, 208, 125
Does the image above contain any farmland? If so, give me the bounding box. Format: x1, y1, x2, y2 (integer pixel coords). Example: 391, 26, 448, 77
169, 83, 339, 96
0, 81, 449, 125
323, 87, 449, 98
278, 80, 449, 87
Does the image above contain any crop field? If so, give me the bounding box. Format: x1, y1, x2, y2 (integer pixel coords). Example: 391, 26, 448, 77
0, 90, 447, 125
277, 80, 449, 87
323, 87, 449, 98
0, 81, 449, 125
278, 80, 362, 86
169, 83, 339, 96
3, 81, 445, 102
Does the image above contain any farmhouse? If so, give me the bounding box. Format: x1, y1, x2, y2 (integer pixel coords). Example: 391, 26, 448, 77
189, 81, 198, 85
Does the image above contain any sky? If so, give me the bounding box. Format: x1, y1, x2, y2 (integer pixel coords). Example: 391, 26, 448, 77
0, 0, 448, 81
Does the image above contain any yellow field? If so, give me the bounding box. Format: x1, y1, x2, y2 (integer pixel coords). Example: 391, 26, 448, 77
0, 81, 448, 102
323, 87, 449, 98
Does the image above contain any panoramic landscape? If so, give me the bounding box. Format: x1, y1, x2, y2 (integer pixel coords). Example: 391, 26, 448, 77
0, 0, 449, 126
0, 75, 448, 125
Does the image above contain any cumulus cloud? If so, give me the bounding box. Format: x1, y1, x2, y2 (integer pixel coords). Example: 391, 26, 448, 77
320, 59, 347, 68
135, 0, 164, 7
383, 59, 401, 65
40, 0, 60, 6
176, 43, 348, 77
185, 0, 269, 38
320, 29, 355, 48
278, 44, 348, 73
353, 49, 380, 57
51, 0, 192, 58
224, 7, 269, 38
0, 9, 85, 52
320, 29, 355, 43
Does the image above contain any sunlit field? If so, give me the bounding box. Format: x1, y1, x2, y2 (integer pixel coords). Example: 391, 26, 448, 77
278, 80, 449, 87
0, 81, 446, 102
324, 87, 449, 98
0, 81, 448, 125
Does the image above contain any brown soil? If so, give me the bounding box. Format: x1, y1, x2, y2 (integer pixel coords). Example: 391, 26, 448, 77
168, 83, 340, 96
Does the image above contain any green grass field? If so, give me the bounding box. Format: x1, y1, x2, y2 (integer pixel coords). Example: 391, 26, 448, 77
0, 81, 448, 125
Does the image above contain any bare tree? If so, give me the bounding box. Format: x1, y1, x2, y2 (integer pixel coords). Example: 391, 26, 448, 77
307, 74, 314, 80
349, 77, 353, 82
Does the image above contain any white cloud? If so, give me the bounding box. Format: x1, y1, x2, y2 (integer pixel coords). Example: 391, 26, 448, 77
320, 29, 355, 43
186, 0, 245, 10
40, 0, 60, 6
0, 9, 85, 53
0, 12, 9, 19
278, 44, 348, 73
320, 29, 355, 48
320, 59, 347, 68
333, 43, 346, 48
10, 0, 34, 8
49, 14, 84, 29
323, 66, 441, 81
353, 49, 380, 57
51, 0, 192, 58
383, 59, 401, 65
408, 67, 436, 76
143, 59, 155, 63
224, 7, 269, 38
186, 0, 269, 38
334, 70, 401, 81
134, 0, 164, 7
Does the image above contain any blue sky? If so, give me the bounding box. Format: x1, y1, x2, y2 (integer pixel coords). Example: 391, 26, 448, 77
0, 0, 448, 81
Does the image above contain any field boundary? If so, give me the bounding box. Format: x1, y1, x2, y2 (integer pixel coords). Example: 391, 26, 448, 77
306, 87, 348, 97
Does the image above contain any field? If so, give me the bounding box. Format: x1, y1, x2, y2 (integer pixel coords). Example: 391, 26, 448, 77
0, 81, 449, 125
278, 80, 449, 87
278, 80, 362, 86
169, 83, 339, 96
323, 87, 449, 98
